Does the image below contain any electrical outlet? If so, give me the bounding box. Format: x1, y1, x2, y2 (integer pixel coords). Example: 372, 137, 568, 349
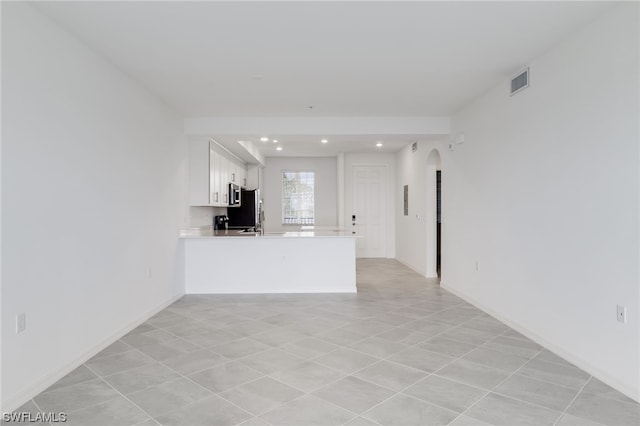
16, 313, 26, 333
617, 305, 627, 323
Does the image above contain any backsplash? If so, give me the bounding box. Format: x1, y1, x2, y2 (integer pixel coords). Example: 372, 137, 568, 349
189, 206, 227, 227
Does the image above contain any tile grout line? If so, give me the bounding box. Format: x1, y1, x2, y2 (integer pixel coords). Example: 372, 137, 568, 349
132, 417, 160, 426
427, 369, 591, 420
430, 342, 588, 393
215, 323, 410, 426
503, 368, 590, 393
112, 334, 289, 424
355, 371, 456, 424
33, 376, 125, 416
158, 372, 259, 424
28, 397, 54, 426
434, 344, 542, 423
352, 316, 505, 425
389, 314, 532, 424
449, 346, 548, 425
150, 356, 269, 424
443, 389, 492, 425
552, 376, 604, 426
123, 317, 334, 382
81, 362, 160, 425
254, 392, 360, 426
263, 358, 419, 426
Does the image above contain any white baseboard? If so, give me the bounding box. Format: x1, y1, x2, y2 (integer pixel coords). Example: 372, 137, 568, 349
188, 287, 357, 294
441, 282, 639, 403
1, 292, 185, 413
394, 257, 427, 277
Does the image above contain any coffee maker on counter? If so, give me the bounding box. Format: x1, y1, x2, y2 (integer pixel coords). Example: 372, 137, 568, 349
213, 215, 229, 230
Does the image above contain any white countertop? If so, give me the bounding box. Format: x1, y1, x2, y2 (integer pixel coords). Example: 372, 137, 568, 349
179, 226, 359, 239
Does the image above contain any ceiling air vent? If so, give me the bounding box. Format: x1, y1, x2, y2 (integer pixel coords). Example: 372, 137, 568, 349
412, 142, 418, 152
510, 67, 529, 96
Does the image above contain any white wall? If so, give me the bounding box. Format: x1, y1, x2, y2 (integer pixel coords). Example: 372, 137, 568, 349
395, 142, 445, 275
442, 4, 639, 400
344, 153, 395, 258
1, 3, 187, 410
189, 206, 227, 228
263, 157, 337, 232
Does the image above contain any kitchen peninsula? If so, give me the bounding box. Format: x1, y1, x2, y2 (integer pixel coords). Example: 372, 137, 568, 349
180, 227, 357, 294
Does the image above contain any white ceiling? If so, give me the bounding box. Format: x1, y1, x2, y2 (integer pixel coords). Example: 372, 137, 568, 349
215, 134, 441, 158
34, 1, 613, 158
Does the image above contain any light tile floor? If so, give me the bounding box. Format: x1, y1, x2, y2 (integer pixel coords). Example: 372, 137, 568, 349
9, 259, 640, 426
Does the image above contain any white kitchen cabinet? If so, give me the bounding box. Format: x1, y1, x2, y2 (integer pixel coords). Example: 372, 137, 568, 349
211, 148, 231, 206
246, 165, 264, 191
189, 139, 213, 206
228, 160, 246, 187
239, 166, 247, 188
219, 153, 229, 205
189, 138, 248, 207
210, 148, 222, 205
229, 161, 238, 184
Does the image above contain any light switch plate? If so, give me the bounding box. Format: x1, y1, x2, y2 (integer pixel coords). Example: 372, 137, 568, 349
617, 305, 627, 323
16, 313, 26, 333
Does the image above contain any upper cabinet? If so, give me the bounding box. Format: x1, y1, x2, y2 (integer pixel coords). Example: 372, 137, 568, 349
240, 167, 247, 188
229, 161, 238, 185
227, 161, 248, 187
209, 148, 225, 205
189, 139, 247, 207
246, 164, 263, 192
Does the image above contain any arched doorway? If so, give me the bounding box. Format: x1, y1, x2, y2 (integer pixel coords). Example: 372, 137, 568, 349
425, 149, 442, 280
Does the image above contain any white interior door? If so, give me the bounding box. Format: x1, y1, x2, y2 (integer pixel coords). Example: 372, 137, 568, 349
352, 166, 386, 257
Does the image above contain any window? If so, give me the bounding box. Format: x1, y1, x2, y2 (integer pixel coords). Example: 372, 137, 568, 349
282, 171, 314, 225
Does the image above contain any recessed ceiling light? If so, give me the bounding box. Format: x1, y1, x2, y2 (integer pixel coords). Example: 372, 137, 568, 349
321, 139, 328, 144
276, 146, 283, 151
273, 139, 278, 143
260, 137, 269, 142
376, 142, 383, 147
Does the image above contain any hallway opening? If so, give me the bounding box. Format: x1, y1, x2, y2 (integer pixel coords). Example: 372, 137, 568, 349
425, 149, 442, 280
